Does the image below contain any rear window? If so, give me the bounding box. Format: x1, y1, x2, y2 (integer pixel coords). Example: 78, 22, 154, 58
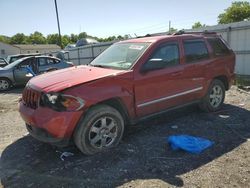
183, 39, 209, 63
208, 38, 230, 56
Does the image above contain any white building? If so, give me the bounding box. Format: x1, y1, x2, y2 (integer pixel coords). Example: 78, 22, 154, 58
15, 44, 60, 54
0, 41, 20, 58
0, 42, 61, 58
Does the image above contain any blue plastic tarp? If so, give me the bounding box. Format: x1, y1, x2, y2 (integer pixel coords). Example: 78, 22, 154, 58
167, 135, 214, 154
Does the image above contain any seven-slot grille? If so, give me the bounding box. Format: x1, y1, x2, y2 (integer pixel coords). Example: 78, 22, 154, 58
22, 87, 41, 109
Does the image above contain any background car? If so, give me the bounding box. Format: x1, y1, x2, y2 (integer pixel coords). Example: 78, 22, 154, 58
0, 58, 8, 68
6, 53, 41, 64
0, 56, 74, 91
75, 38, 99, 47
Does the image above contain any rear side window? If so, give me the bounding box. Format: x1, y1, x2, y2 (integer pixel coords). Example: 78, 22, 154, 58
47, 58, 56, 65
151, 43, 180, 67
207, 38, 230, 56
183, 39, 209, 63
38, 58, 47, 66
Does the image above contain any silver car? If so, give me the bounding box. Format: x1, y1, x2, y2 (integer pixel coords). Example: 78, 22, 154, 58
0, 56, 73, 91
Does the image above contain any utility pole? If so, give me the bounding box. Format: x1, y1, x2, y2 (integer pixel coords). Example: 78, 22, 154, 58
54, 0, 63, 49
169, 20, 171, 34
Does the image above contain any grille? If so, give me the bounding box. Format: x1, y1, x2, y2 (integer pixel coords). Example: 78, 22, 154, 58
22, 87, 41, 109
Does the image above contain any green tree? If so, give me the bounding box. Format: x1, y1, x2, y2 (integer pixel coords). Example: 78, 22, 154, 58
70, 34, 78, 43
47, 34, 59, 45
168, 27, 177, 34
0, 35, 11, 44
28, 31, 46, 44
78, 32, 87, 39
218, 1, 250, 24
10, 33, 28, 44
192, 22, 206, 29
61, 35, 71, 48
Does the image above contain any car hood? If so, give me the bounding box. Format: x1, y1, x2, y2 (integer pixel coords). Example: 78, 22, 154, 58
28, 65, 125, 92
0, 67, 10, 71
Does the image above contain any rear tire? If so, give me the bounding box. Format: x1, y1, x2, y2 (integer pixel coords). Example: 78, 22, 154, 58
0, 78, 11, 91
74, 104, 124, 155
199, 79, 225, 112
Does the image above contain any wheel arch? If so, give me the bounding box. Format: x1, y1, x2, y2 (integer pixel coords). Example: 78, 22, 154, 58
0, 77, 13, 85
98, 97, 131, 126
213, 75, 229, 90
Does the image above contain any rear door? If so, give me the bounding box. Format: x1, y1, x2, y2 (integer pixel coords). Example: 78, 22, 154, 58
180, 38, 211, 100
38, 57, 60, 73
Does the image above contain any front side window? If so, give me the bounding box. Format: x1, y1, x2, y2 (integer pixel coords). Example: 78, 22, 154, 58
90, 42, 150, 70
150, 43, 179, 67
19, 59, 31, 68
47, 58, 55, 65
183, 39, 209, 63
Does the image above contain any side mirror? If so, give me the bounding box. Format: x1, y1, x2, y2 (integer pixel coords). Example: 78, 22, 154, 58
140, 58, 165, 73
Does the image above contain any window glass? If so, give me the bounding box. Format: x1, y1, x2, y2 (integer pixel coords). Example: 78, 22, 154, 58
38, 58, 47, 66
47, 58, 54, 65
184, 39, 209, 63
151, 43, 179, 67
208, 38, 230, 56
54, 59, 60, 64
90, 42, 150, 70
19, 59, 31, 68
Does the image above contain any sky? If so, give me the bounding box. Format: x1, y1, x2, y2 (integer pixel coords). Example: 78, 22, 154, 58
0, 0, 236, 38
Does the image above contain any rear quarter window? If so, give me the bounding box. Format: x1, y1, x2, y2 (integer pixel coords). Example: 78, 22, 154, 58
183, 39, 209, 63
207, 38, 231, 56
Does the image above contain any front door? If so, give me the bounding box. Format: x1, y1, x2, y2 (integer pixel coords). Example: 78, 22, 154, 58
13, 58, 33, 85
134, 41, 188, 117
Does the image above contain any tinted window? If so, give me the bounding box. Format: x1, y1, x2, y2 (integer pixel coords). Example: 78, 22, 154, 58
184, 39, 209, 63
38, 58, 47, 66
208, 38, 230, 56
54, 59, 60, 64
151, 43, 179, 67
19, 59, 32, 68
47, 58, 55, 65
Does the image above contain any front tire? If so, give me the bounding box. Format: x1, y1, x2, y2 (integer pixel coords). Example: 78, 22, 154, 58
0, 78, 11, 91
74, 105, 124, 155
199, 79, 225, 112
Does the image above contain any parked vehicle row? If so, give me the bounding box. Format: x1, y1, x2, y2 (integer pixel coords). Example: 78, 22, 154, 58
19, 32, 235, 155
0, 56, 73, 91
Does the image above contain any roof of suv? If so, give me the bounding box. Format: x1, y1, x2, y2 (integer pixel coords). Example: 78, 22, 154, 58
120, 32, 219, 44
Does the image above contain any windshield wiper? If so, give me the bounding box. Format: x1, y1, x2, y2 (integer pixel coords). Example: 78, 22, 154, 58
89, 64, 110, 68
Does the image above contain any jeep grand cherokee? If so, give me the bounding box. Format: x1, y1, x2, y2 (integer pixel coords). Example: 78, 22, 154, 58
19, 32, 235, 155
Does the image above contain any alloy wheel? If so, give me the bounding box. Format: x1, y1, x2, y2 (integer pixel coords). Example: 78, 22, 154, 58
0, 79, 10, 91
209, 85, 223, 108
88, 116, 118, 148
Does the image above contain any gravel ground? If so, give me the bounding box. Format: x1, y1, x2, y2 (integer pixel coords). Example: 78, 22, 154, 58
0, 86, 249, 188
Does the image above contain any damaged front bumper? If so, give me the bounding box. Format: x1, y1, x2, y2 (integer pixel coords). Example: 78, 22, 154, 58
19, 101, 83, 146
26, 124, 69, 146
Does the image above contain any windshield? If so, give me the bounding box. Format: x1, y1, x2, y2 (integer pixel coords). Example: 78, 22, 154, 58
90, 42, 150, 70
4, 57, 30, 69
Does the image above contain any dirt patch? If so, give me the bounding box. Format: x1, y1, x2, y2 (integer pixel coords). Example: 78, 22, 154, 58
0, 86, 250, 187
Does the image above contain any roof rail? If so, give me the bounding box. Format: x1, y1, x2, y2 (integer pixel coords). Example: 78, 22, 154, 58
172, 30, 217, 36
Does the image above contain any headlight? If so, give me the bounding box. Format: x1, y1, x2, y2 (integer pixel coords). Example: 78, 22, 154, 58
40, 92, 85, 112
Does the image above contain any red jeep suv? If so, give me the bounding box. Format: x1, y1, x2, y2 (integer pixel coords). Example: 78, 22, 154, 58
19, 32, 235, 155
